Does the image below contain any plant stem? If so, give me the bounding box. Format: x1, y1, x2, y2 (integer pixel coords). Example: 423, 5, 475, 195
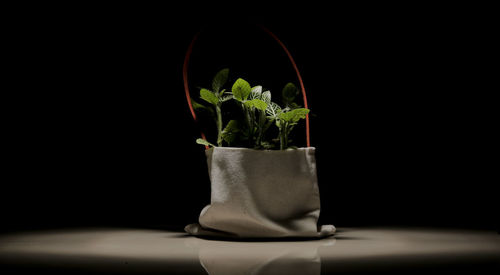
256, 111, 265, 148
279, 123, 284, 150
242, 104, 253, 147
216, 104, 223, 146
250, 108, 256, 147
283, 122, 288, 149
278, 121, 289, 150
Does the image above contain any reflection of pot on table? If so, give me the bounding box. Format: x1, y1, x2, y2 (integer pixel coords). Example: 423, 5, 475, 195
184, 237, 335, 275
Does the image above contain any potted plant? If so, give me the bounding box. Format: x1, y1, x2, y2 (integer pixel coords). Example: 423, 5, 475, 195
185, 69, 335, 238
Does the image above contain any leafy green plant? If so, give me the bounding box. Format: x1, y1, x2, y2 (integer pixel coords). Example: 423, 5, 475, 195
264, 84, 309, 150
196, 68, 231, 146
277, 108, 310, 150
194, 71, 309, 150
230, 79, 271, 148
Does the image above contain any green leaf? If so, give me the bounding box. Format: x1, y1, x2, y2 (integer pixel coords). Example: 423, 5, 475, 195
279, 108, 309, 123
245, 99, 268, 111
288, 102, 301, 109
250, 86, 262, 100
191, 97, 215, 117
223, 120, 239, 133
282, 83, 299, 104
221, 120, 240, 144
196, 138, 216, 147
191, 98, 207, 110
261, 141, 275, 149
232, 78, 251, 102
221, 95, 233, 102
200, 88, 219, 105
261, 91, 271, 104
212, 68, 229, 93
266, 102, 282, 118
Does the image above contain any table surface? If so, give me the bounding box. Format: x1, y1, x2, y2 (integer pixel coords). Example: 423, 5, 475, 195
1, 227, 499, 274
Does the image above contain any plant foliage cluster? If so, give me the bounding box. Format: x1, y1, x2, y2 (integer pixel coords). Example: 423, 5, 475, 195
193, 69, 309, 150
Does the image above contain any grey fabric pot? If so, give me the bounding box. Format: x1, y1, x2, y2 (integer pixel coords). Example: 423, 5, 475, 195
185, 147, 335, 238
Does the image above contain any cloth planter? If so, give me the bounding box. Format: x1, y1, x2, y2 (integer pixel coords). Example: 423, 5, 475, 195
185, 147, 335, 238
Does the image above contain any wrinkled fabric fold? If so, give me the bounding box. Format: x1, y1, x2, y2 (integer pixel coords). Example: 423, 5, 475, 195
186, 147, 335, 239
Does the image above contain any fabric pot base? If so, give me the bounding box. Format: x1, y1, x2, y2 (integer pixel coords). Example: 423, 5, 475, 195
185, 147, 335, 239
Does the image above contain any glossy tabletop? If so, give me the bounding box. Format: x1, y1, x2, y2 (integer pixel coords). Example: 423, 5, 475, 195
1, 227, 499, 274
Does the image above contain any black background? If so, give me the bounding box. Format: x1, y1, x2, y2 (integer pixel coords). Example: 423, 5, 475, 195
2, 4, 497, 233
